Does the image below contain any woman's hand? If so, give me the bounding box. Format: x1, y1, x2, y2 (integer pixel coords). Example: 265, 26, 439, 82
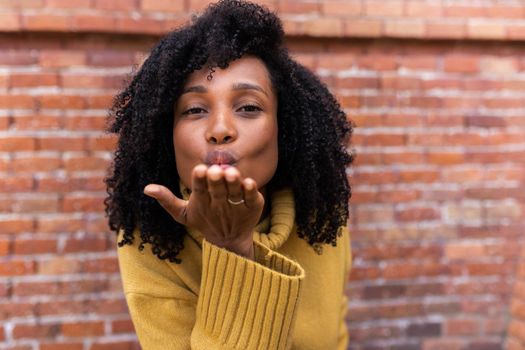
143, 164, 265, 260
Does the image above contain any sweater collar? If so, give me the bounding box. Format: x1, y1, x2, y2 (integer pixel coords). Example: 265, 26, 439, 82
180, 183, 295, 251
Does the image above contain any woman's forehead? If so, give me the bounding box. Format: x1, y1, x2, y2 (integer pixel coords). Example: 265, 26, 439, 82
183, 56, 272, 89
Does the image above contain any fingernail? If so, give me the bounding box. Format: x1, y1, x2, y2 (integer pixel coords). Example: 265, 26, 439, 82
244, 180, 254, 190
144, 185, 159, 196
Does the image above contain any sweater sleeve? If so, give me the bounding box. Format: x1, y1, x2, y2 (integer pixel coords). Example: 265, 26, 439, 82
191, 239, 304, 349
117, 231, 305, 350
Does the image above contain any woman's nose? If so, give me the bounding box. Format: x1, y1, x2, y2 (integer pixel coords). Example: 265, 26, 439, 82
205, 111, 238, 145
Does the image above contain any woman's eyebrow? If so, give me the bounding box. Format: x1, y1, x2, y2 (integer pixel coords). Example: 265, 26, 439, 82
181, 83, 268, 96
232, 82, 268, 96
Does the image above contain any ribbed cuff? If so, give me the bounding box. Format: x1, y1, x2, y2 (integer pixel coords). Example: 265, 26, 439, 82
192, 239, 304, 350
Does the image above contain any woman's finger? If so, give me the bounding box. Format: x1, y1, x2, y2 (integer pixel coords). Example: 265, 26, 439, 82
224, 167, 244, 205
242, 178, 262, 209
207, 165, 227, 207
191, 164, 209, 203
144, 184, 188, 224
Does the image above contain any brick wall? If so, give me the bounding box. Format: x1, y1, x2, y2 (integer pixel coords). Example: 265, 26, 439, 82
1, 0, 525, 349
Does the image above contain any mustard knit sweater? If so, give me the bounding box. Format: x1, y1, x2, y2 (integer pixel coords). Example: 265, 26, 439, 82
117, 188, 352, 349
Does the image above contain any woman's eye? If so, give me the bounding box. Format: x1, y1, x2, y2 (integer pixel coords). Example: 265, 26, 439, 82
182, 107, 206, 115
239, 105, 262, 113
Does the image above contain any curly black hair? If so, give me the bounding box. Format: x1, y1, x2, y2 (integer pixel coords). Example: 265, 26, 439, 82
104, 0, 354, 263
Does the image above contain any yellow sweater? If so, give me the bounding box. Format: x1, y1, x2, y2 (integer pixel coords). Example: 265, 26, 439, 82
117, 188, 351, 349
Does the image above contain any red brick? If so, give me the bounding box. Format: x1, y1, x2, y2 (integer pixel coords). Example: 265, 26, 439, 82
61, 321, 104, 337
381, 76, 421, 90
63, 237, 107, 253
355, 207, 394, 224
0, 50, 38, 65
426, 22, 466, 39
508, 25, 525, 40
36, 175, 86, 192
93, 0, 136, 11
427, 152, 465, 165
188, 0, 212, 12
0, 302, 35, 319
85, 298, 128, 315
0, 94, 35, 109
89, 341, 140, 350
141, 0, 185, 12
377, 190, 420, 203
0, 11, 21, 31
467, 21, 506, 40
344, 19, 382, 37
86, 94, 114, 109
86, 137, 118, 151
11, 155, 62, 173
71, 15, 116, 32
111, 319, 135, 333
0, 137, 35, 152
38, 95, 86, 109
41, 343, 84, 350
444, 55, 479, 73
36, 216, 83, 233
382, 152, 425, 165
60, 279, 108, 295
0, 0, 44, 7
13, 323, 60, 339
365, 0, 403, 17
385, 19, 425, 38
362, 133, 405, 146
0, 218, 34, 234
37, 257, 82, 275
356, 54, 397, 71
116, 17, 165, 35
398, 170, 439, 183
64, 156, 110, 172
12, 196, 60, 213
396, 207, 440, 221
405, 1, 442, 18
82, 257, 119, 273
13, 281, 59, 296
12, 115, 62, 130
486, 5, 525, 18
37, 137, 86, 151
442, 168, 483, 182
0, 260, 35, 276
46, 0, 91, 8
62, 195, 105, 212
13, 239, 57, 254
39, 50, 86, 68
302, 18, 344, 37
321, 0, 361, 16
423, 339, 464, 350
36, 300, 85, 316
336, 76, 379, 89
63, 115, 107, 130
9, 73, 58, 87
444, 5, 485, 18
22, 14, 70, 31
278, 0, 319, 14
0, 176, 33, 192
0, 239, 10, 256
88, 51, 135, 67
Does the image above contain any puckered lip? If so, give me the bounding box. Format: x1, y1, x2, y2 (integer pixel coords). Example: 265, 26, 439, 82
204, 150, 238, 167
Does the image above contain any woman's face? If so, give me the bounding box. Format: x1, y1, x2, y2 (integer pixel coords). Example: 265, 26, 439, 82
173, 55, 279, 192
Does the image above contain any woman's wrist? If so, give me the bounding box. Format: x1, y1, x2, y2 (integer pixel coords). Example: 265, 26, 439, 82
207, 235, 255, 260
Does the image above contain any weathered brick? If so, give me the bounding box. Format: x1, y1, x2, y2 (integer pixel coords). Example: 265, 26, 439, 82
61, 321, 104, 337
141, 0, 184, 12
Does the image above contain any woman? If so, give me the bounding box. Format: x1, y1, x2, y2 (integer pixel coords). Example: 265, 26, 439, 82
105, 0, 354, 349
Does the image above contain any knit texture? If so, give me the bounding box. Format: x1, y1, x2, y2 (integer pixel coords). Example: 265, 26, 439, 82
117, 188, 351, 349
